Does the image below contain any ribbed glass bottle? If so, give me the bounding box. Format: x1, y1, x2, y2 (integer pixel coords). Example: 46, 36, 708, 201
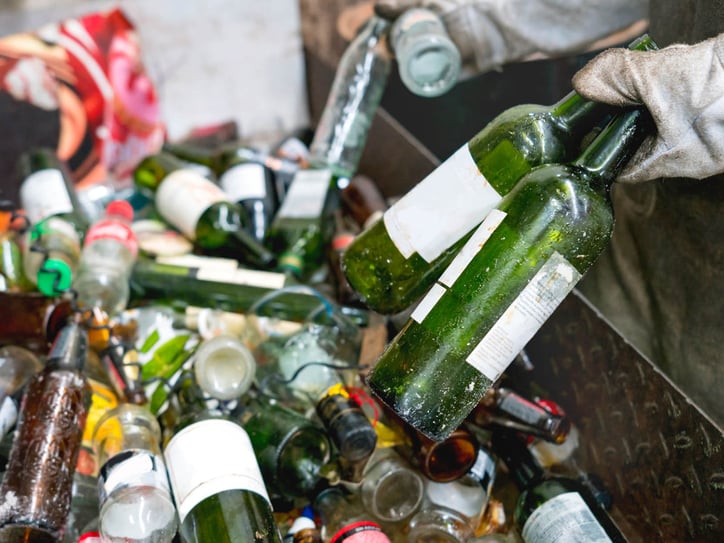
367, 107, 653, 441
342, 35, 657, 315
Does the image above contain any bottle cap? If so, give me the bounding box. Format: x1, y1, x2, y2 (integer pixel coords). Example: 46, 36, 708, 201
105, 200, 134, 222
36, 258, 73, 296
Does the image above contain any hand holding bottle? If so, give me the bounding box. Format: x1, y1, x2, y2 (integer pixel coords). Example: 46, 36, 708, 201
374, 0, 647, 76
573, 33, 724, 182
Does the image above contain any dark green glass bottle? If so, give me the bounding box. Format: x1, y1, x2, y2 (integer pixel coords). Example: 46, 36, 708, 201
492, 430, 626, 542
133, 152, 276, 269
128, 256, 369, 326
367, 107, 653, 441
163, 374, 283, 543
342, 35, 657, 315
239, 396, 332, 501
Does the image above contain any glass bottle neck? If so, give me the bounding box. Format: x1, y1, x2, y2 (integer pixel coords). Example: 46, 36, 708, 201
549, 91, 611, 139
573, 107, 651, 189
491, 430, 545, 491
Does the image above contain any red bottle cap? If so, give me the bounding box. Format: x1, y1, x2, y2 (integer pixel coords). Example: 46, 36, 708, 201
105, 199, 134, 222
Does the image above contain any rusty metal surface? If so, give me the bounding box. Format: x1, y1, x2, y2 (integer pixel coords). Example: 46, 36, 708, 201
519, 291, 724, 543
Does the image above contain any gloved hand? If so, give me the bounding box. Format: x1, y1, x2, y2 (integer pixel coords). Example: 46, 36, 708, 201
573, 34, 724, 183
375, 0, 648, 75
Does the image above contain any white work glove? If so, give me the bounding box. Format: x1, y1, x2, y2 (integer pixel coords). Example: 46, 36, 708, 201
375, 0, 648, 75
573, 34, 724, 183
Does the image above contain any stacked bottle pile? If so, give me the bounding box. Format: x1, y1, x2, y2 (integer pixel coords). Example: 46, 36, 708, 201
0, 12, 657, 543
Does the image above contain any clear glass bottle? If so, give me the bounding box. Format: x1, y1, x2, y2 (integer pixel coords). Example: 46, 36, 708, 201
193, 334, 256, 401
0, 345, 44, 438
308, 15, 392, 179
92, 403, 178, 543
255, 303, 377, 462
239, 396, 332, 501
313, 486, 392, 543
0, 320, 91, 542
73, 200, 138, 316
162, 373, 283, 543
367, 108, 653, 441
390, 7, 461, 97
342, 35, 657, 316
359, 447, 424, 526
133, 151, 276, 269
268, 15, 392, 280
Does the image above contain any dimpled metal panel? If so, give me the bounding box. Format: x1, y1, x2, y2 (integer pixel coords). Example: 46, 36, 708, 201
520, 290, 724, 543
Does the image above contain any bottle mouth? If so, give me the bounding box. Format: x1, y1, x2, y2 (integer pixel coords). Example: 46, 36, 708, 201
400, 41, 461, 97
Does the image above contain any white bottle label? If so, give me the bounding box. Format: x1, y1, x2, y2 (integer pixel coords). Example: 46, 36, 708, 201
411, 210, 506, 324
155, 169, 227, 239
383, 144, 501, 262
20, 169, 73, 224
98, 451, 171, 504
0, 396, 18, 436
276, 169, 331, 219
521, 492, 613, 543
466, 251, 581, 382
438, 209, 506, 287
220, 163, 267, 201
196, 266, 287, 290
164, 419, 270, 522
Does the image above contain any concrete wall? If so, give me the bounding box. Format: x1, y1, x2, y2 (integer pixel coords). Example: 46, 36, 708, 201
0, 0, 310, 143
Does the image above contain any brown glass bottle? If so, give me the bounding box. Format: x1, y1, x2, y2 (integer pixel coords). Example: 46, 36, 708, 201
0, 320, 92, 542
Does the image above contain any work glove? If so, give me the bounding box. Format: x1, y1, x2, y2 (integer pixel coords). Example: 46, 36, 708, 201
573, 34, 724, 183
375, 0, 648, 75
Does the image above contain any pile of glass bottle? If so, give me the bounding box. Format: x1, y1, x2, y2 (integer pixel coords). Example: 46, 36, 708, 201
0, 10, 653, 543
0, 134, 624, 543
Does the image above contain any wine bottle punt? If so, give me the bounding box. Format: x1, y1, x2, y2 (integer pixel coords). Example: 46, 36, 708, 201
367, 107, 653, 441
342, 35, 657, 315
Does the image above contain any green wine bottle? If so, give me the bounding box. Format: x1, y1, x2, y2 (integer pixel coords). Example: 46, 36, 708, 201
491, 430, 626, 543
128, 255, 369, 326
342, 35, 657, 315
239, 396, 332, 501
133, 152, 276, 269
163, 374, 283, 543
367, 107, 653, 441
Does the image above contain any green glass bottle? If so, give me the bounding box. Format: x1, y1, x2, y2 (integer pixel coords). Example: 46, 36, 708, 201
492, 430, 626, 543
133, 152, 276, 269
367, 107, 653, 441
128, 255, 369, 326
266, 15, 392, 279
239, 396, 332, 501
342, 35, 657, 315
163, 374, 283, 543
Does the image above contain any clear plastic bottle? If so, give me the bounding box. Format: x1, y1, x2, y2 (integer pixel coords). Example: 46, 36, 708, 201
390, 8, 461, 97
73, 200, 138, 316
